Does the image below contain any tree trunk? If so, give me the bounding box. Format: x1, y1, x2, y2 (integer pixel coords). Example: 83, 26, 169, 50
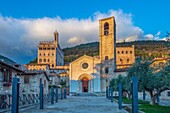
150, 95, 156, 105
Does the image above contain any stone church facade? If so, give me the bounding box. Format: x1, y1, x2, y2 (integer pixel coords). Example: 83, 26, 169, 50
69, 16, 135, 93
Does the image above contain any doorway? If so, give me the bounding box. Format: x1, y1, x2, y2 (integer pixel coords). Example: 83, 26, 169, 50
82, 78, 89, 92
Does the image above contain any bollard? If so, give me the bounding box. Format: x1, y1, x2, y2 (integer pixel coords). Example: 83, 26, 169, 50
108, 87, 110, 100
60, 88, 63, 100
132, 76, 138, 113
56, 87, 58, 103
12, 77, 20, 113
143, 90, 145, 100
39, 81, 44, 109
111, 87, 113, 103
106, 86, 108, 99
64, 88, 67, 99
51, 86, 54, 104
118, 83, 122, 110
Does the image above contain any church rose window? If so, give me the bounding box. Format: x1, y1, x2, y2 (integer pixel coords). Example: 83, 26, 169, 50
104, 22, 109, 35
82, 63, 89, 69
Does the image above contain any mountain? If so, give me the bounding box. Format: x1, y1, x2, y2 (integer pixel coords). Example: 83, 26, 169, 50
63, 40, 170, 63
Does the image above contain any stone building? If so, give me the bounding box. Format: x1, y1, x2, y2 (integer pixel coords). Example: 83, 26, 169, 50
69, 16, 135, 93
0, 60, 23, 95
26, 31, 64, 70
18, 70, 50, 94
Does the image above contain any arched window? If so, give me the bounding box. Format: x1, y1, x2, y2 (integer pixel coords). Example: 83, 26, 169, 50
120, 58, 123, 64
44, 59, 46, 62
127, 59, 129, 63
39, 59, 42, 62
104, 22, 109, 35
105, 67, 109, 74
105, 56, 109, 60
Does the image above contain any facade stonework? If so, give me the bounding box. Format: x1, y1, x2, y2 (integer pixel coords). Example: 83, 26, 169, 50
26, 31, 64, 70
69, 16, 135, 93
116, 45, 135, 69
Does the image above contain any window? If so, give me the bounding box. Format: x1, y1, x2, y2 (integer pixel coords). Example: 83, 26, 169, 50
39, 47, 42, 50
48, 59, 50, 62
47, 48, 50, 50
105, 67, 109, 74
127, 59, 129, 63
44, 53, 46, 56
105, 56, 109, 60
48, 53, 50, 56
82, 63, 89, 69
52, 53, 54, 56
39, 53, 41, 56
52, 64, 54, 67
120, 58, 123, 64
130, 51, 132, 54
117, 51, 120, 54
24, 76, 29, 84
3, 69, 11, 82
52, 48, 55, 50
122, 51, 124, 54
126, 51, 128, 54
104, 22, 109, 35
44, 59, 46, 62
39, 59, 42, 62
43, 48, 46, 50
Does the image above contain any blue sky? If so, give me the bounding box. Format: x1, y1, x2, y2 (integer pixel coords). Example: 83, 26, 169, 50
0, 0, 169, 63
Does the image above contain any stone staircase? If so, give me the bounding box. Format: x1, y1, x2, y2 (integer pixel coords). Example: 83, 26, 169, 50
73, 92, 98, 96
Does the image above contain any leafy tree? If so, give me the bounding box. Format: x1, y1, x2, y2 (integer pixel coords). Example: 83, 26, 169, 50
110, 75, 132, 99
127, 58, 170, 105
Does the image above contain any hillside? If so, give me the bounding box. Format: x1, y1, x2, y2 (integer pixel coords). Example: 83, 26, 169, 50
63, 40, 170, 63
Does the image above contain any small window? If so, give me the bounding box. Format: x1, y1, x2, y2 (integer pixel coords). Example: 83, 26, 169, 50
126, 51, 128, 54
52, 64, 54, 67
122, 51, 124, 54
117, 51, 120, 54
105, 56, 109, 60
47, 48, 50, 50
120, 59, 122, 61
39, 47, 42, 50
39, 53, 41, 56
127, 59, 129, 63
105, 67, 109, 74
24, 76, 29, 84
44, 59, 46, 62
43, 48, 46, 50
44, 53, 46, 56
48, 59, 50, 62
52, 53, 54, 56
39, 59, 42, 62
130, 51, 132, 54
48, 53, 50, 56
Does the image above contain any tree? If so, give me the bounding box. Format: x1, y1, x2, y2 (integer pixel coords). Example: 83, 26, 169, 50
110, 75, 132, 99
127, 58, 170, 105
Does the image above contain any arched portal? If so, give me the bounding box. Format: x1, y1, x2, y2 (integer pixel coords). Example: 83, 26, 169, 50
82, 77, 89, 92
78, 74, 92, 93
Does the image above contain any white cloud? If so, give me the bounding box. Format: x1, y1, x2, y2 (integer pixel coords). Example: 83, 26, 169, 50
0, 9, 147, 63
144, 34, 154, 40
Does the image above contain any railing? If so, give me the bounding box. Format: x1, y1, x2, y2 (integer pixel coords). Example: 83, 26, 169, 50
0, 78, 67, 113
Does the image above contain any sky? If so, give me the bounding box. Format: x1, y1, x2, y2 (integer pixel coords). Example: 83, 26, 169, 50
0, 0, 170, 64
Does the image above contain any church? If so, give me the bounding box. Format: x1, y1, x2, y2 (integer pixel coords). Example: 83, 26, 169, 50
69, 16, 135, 93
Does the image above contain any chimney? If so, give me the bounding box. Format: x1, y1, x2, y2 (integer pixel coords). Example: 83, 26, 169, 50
54, 30, 59, 46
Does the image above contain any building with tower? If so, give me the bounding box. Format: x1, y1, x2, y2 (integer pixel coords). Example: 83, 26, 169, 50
69, 16, 135, 93
26, 31, 64, 70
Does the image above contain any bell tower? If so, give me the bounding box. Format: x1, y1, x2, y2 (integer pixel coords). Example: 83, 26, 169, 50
99, 16, 116, 68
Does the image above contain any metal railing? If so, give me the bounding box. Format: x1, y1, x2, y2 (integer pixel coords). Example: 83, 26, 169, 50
0, 78, 67, 113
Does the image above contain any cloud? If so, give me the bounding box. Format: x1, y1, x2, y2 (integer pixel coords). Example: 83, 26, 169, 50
0, 9, 148, 63
144, 34, 154, 40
